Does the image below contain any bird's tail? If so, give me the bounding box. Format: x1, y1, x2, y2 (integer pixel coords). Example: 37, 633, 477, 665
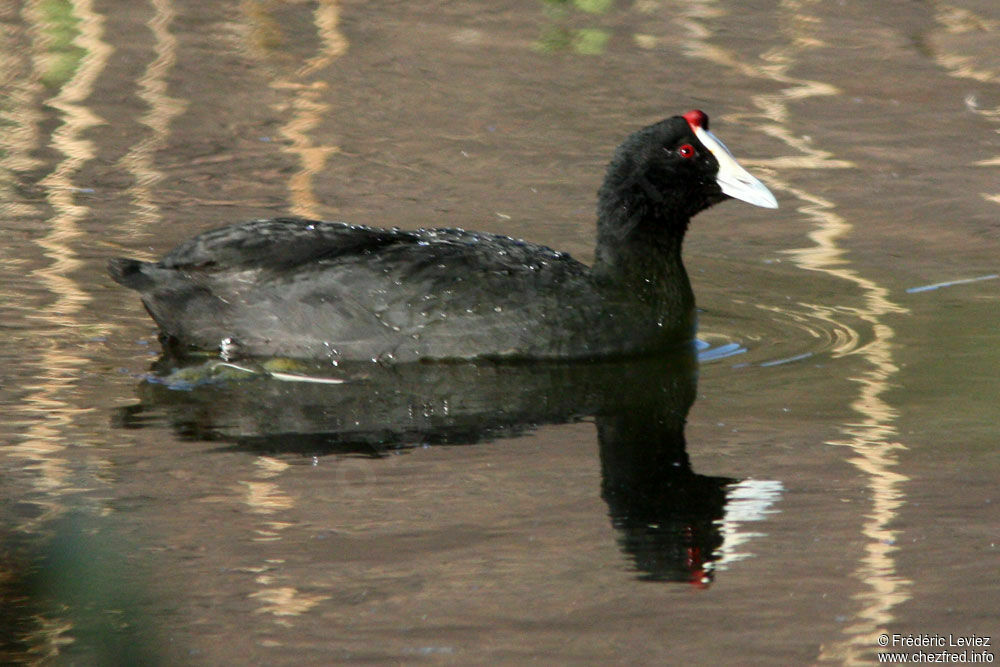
107, 258, 162, 291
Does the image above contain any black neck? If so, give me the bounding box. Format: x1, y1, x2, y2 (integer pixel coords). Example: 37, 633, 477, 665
590, 198, 695, 317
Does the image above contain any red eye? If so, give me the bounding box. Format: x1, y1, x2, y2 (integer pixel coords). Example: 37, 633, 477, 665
678, 144, 696, 159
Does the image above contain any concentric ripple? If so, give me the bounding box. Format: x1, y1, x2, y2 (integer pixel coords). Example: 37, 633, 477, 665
697, 295, 872, 368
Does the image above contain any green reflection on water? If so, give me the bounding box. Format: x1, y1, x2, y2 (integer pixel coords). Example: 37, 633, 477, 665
537, 0, 614, 54
536, 26, 611, 54
37, 0, 86, 89
544, 0, 615, 13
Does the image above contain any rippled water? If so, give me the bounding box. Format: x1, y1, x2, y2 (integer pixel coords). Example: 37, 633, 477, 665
2, 0, 1000, 664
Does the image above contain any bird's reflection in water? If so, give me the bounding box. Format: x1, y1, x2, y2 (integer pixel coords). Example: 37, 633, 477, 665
115, 346, 781, 585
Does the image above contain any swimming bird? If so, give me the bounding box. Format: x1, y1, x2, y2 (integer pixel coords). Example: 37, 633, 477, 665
108, 110, 777, 363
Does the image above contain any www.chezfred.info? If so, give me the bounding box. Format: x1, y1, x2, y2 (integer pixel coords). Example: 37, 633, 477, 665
877, 634, 993, 663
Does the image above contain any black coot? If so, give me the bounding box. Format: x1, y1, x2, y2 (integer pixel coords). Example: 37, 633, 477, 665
109, 111, 777, 362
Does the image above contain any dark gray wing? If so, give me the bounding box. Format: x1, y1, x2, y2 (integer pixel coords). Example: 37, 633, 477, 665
159, 217, 418, 271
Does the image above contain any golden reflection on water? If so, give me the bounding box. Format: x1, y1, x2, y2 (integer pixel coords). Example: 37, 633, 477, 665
784, 188, 911, 665
240, 452, 329, 618
245, 0, 348, 218
238, 455, 333, 618
249, 586, 331, 619
5, 1, 111, 659
932, 4, 1000, 83
118, 0, 188, 240
929, 3, 1000, 205
243, 456, 294, 522
0, 7, 45, 220
679, 1, 911, 662
11, 0, 111, 531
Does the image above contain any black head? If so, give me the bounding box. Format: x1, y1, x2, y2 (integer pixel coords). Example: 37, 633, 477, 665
597, 111, 777, 242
